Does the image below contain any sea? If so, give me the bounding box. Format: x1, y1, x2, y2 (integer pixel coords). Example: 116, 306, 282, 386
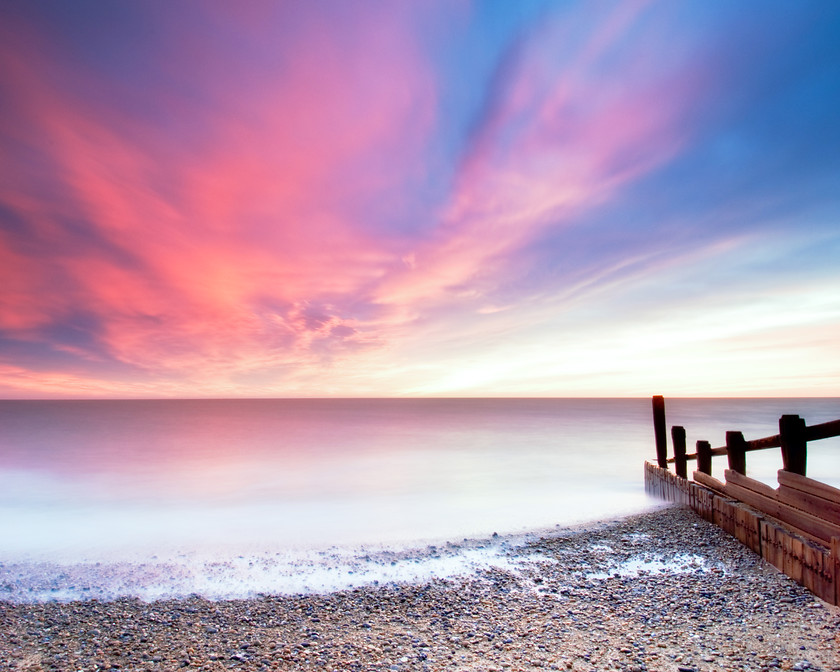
1, 397, 837, 602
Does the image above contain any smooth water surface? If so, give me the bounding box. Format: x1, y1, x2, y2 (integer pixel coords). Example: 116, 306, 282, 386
1, 397, 837, 601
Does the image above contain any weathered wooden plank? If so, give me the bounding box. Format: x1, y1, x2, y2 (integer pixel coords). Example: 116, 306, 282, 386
801, 544, 816, 593
723, 480, 840, 547
784, 532, 804, 585
777, 470, 840, 505
712, 495, 725, 530
720, 481, 777, 516
733, 503, 745, 545
761, 520, 833, 602
802, 543, 834, 604
646, 461, 687, 504
744, 505, 762, 554
689, 482, 714, 522
819, 546, 836, 605
731, 503, 762, 554
724, 469, 778, 500
714, 496, 738, 536
802, 543, 817, 596
778, 485, 840, 526
705, 488, 716, 522
701, 485, 715, 522
653, 464, 664, 499
806, 418, 840, 442
671, 469, 688, 505
832, 537, 840, 606
693, 470, 725, 492
819, 551, 834, 605
645, 461, 661, 497
761, 520, 783, 571
745, 434, 781, 451
761, 524, 836, 604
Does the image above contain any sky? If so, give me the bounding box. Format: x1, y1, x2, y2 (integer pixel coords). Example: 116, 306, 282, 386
0, 0, 839, 399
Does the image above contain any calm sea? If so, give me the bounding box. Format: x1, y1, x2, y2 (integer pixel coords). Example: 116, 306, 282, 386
1, 398, 837, 601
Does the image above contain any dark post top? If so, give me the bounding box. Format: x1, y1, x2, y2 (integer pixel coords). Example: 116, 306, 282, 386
671, 425, 687, 479
696, 440, 712, 476
726, 431, 747, 475
652, 395, 668, 469
779, 414, 807, 476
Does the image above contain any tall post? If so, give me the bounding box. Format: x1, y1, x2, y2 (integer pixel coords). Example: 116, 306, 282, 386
652, 395, 668, 469
672, 425, 687, 479
726, 431, 747, 476
696, 440, 712, 476
779, 414, 807, 476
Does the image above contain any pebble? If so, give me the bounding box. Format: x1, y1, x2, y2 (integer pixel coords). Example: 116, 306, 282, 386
1, 507, 838, 671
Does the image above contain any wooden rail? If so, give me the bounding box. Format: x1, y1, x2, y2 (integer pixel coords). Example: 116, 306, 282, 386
645, 395, 840, 605
664, 420, 840, 464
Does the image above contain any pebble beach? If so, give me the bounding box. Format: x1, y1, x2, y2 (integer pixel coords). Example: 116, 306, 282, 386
1, 506, 838, 672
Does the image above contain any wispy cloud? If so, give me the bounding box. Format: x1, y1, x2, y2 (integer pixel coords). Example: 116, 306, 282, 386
0, 0, 838, 397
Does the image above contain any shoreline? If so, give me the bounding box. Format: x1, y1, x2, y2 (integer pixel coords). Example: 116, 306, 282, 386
0, 504, 668, 605
2, 506, 839, 671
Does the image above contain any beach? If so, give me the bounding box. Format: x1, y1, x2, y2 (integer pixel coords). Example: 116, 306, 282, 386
1, 506, 838, 672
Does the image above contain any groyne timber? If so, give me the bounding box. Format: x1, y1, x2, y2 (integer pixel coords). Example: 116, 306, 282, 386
644, 395, 840, 605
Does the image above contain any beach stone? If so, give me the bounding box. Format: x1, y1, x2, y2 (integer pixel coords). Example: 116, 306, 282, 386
1, 508, 839, 672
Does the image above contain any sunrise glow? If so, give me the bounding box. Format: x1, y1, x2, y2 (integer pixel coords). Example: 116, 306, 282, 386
1, 1, 839, 398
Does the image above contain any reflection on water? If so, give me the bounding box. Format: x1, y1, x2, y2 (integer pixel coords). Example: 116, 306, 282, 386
0, 398, 837, 562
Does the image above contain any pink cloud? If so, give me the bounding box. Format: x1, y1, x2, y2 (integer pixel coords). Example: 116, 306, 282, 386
0, 2, 714, 395
379, 3, 706, 310
5, 2, 823, 398
0, 3, 439, 391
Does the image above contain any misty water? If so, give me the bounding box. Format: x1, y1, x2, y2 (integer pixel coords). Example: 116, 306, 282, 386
1, 398, 837, 602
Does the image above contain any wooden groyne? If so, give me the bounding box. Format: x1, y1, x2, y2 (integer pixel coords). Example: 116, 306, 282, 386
644, 395, 840, 605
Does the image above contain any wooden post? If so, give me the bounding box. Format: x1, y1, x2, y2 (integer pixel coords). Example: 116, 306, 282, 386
779, 414, 807, 476
652, 395, 668, 469
726, 431, 747, 476
696, 440, 712, 476
672, 425, 687, 479
832, 537, 840, 606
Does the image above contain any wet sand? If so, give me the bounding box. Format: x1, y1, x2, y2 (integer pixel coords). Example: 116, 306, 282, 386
1, 507, 838, 671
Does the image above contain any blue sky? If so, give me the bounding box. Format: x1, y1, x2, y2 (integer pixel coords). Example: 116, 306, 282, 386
0, 0, 839, 397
